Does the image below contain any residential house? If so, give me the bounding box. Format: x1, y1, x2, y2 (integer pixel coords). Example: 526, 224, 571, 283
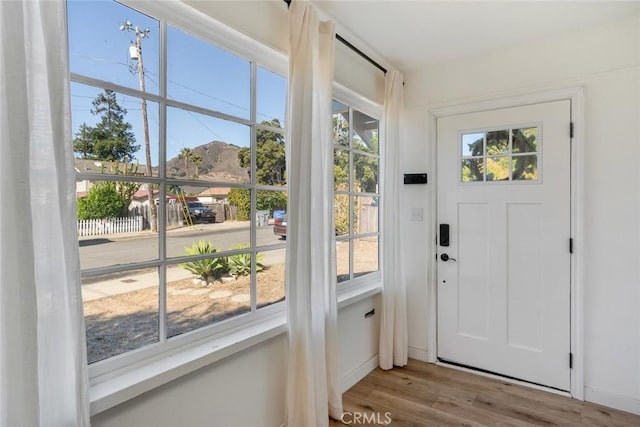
196, 187, 230, 204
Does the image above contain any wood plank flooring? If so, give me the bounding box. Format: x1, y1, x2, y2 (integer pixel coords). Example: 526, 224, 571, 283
329, 359, 640, 426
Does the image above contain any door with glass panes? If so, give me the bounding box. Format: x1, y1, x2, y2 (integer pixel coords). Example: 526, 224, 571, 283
437, 100, 571, 391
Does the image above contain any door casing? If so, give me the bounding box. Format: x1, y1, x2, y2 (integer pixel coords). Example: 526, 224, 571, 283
425, 87, 585, 400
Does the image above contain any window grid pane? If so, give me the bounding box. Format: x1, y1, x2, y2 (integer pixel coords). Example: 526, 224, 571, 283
83, 268, 160, 364
460, 126, 539, 183
333, 102, 380, 285
167, 25, 250, 119
69, 1, 287, 365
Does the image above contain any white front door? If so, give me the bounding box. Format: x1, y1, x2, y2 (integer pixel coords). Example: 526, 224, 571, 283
437, 100, 571, 391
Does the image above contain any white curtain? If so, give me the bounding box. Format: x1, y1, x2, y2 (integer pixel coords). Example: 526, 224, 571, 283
379, 70, 408, 370
0, 1, 90, 426
285, 1, 342, 425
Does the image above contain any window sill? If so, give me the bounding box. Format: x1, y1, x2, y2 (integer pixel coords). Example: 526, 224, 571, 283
89, 281, 382, 416
89, 313, 287, 416
337, 280, 382, 309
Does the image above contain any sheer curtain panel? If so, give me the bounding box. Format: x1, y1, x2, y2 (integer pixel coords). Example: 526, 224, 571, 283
285, 1, 342, 425
0, 1, 90, 425
379, 70, 408, 370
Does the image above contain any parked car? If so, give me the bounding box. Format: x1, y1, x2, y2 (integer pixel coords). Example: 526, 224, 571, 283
186, 202, 215, 223
273, 215, 287, 238
272, 215, 342, 238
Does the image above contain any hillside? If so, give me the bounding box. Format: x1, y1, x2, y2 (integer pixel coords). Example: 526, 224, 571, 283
167, 140, 249, 183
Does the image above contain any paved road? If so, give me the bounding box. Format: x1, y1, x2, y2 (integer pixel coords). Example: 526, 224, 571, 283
79, 223, 285, 271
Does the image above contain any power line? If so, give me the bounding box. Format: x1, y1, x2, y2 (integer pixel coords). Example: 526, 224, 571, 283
146, 69, 278, 122
144, 72, 241, 149
71, 52, 282, 122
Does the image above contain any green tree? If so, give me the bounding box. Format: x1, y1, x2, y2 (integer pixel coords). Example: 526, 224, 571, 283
257, 190, 287, 213
511, 128, 538, 180
354, 137, 378, 193
106, 160, 141, 207
77, 182, 128, 220
178, 147, 193, 178
228, 189, 287, 221
73, 90, 140, 161
333, 124, 379, 193
191, 153, 203, 179
238, 119, 286, 185
462, 129, 539, 182
74, 123, 95, 159
462, 135, 484, 181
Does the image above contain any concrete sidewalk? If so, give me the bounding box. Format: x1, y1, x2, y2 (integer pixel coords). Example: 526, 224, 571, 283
82, 266, 194, 302
79, 219, 282, 302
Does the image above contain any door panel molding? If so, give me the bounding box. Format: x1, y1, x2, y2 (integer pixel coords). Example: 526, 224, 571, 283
426, 86, 584, 400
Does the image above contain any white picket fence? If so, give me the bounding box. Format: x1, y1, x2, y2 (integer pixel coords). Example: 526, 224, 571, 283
77, 216, 143, 237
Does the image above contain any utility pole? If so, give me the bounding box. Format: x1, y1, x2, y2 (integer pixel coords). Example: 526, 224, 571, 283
121, 21, 157, 232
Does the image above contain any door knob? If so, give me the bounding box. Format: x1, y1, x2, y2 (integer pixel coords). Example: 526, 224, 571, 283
440, 253, 456, 262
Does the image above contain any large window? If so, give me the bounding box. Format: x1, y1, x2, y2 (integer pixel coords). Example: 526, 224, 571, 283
333, 100, 380, 285
68, 1, 287, 366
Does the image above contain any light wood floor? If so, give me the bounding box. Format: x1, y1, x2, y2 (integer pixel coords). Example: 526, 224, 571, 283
330, 359, 640, 426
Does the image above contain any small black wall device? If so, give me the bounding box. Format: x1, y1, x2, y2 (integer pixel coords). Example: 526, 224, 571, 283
404, 173, 427, 184
439, 224, 450, 247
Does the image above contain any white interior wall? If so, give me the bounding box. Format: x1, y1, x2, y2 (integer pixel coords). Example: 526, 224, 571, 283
91, 296, 381, 427
401, 107, 431, 360
91, 335, 288, 427
402, 14, 640, 414
183, 0, 384, 104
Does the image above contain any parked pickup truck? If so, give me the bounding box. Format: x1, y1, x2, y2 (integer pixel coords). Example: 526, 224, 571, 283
186, 202, 215, 223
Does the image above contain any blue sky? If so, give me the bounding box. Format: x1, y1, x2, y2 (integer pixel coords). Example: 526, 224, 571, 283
67, 0, 286, 165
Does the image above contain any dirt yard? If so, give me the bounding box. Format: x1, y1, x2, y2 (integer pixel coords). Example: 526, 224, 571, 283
84, 238, 377, 363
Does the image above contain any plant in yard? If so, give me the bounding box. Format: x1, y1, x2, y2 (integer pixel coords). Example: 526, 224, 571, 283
334, 185, 350, 236
77, 181, 128, 220
227, 188, 251, 220
228, 244, 263, 277
181, 240, 228, 282
228, 189, 287, 221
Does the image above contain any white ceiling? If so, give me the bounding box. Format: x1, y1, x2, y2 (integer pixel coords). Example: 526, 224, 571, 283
314, 0, 640, 71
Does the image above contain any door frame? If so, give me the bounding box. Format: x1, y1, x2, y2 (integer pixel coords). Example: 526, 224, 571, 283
425, 87, 585, 400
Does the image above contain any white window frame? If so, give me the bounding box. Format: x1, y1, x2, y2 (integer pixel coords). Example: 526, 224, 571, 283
70, 0, 289, 382
333, 84, 383, 297
70, 1, 384, 414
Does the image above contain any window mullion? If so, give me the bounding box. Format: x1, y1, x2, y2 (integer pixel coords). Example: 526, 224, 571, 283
250, 61, 258, 313
157, 17, 169, 343
348, 107, 354, 281
483, 132, 487, 181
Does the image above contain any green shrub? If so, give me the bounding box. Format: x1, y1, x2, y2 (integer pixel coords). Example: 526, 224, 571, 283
227, 189, 287, 221
77, 182, 128, 220
257, 190, 287, 214
228, 244, 263, 277
181, 240, 228, 281
228, 189, 251, 220
334, 192, 350, 236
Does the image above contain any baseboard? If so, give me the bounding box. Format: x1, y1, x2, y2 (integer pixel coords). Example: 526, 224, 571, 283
340, 354, 379, 393
408, 346, 428, 362
585, 386, 640, 415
